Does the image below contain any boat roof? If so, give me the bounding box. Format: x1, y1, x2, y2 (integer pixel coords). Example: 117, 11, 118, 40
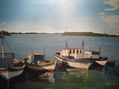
62, 48, 82, 50
29, 53, 44, 55
0, 51, 14, 54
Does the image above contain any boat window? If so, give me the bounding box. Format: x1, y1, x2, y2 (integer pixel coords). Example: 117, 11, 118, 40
34, 55, 43, 63
34, 55, 44, 60
80, 50, 82, 53
77, 50, 79, 53
33, 55, 44, 64
73, 50, 75, 53
69, 50, 71, 54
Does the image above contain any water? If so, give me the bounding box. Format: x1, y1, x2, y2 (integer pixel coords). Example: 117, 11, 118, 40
0, 34, 119, 89
3, 34, 119, 60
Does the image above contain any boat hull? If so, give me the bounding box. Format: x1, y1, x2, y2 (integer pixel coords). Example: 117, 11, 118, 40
55, 53, 108, 70
67, 61, 91, 69
0, 63, 25, 80
96, 60, 107, 66
103, 61, 119, 77
26, 61, 56, 72
0, 69, 24, 80
55, 54, 91, 69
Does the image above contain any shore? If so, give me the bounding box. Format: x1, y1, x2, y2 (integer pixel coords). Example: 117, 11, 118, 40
62, 32, 119, 37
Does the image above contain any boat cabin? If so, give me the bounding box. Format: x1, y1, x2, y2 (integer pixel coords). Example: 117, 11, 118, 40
84, 51, 100, 59
60, 48, 84, 59
0, 51, 14, 68
28, 53, 44, 64
60, 48, 100, 59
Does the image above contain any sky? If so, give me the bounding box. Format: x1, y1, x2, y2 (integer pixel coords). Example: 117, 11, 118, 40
0, 0, 119, 34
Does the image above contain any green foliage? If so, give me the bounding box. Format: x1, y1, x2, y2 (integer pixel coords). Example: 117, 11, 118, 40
62, 32, 119, 37
0, 30, 11, 36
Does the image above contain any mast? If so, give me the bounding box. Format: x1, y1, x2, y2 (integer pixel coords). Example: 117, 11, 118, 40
43, 48, 45, 60
65, 41, 68, 49
32, 49, 33, 54
99, 47, 101, 57
65, 41, 69, 58
104, 31, 106, 37
1, 33, 5, 60
82, 40, 84, 58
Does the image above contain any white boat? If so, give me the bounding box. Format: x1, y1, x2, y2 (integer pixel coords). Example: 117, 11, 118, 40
25, 53, 56, 72
55, 41, 108, 70
0, 32, 25, 80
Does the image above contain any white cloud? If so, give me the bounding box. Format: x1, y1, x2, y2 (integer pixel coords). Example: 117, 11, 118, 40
101, 15, 119, 29
7, 21, 57, 33
6, 15, 108, 33
99, 12, 105, 15
99, 0, 119, 32
104, 0, 119, 11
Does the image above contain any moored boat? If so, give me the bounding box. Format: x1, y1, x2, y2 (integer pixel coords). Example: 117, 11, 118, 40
55, 41, 108, 70
103, 61, 119, 77
25, 53, 56, 72
0, 32, 25, 80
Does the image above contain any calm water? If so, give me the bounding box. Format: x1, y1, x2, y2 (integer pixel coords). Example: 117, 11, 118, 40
0, 34, 119, 89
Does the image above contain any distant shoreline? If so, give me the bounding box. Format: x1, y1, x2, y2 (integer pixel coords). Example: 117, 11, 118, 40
10, 32, 61, 34
62, 32, 119, 37
5, 32, 119, 37
0, 30, 11, 36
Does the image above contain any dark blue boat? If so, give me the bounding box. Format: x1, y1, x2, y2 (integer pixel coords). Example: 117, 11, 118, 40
103, 61, 119, 77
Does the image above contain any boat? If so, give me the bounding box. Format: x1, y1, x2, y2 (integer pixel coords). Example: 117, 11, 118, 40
55, 41, 108, 70
0, 32, 25, 80
25, 53, 56, 72
103, 61, 119, 77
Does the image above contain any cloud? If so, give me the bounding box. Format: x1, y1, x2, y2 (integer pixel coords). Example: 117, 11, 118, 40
104, 0, 119, 11
1, 0, 118, 34
101, 15, 119, 29
99, 12, 105, 15
99, 0, 119, 31
6, 21, 56, 33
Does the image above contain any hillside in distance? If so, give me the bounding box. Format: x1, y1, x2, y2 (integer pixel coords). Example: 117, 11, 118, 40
62, 32, 119, 37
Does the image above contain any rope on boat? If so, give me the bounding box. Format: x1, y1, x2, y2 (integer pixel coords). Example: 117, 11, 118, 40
3, 37, 22, 59
10, 33, 40, 55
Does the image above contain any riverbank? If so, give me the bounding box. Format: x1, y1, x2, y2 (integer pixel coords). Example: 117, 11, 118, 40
10, 32, 119, 37
62, 32, 119, 37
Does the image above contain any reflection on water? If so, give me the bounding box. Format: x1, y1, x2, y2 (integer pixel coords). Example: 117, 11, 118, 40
0, 64, 119, 89
38, 72, 55, 83
55, 66, 119, 89
12, 72, 55, 89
